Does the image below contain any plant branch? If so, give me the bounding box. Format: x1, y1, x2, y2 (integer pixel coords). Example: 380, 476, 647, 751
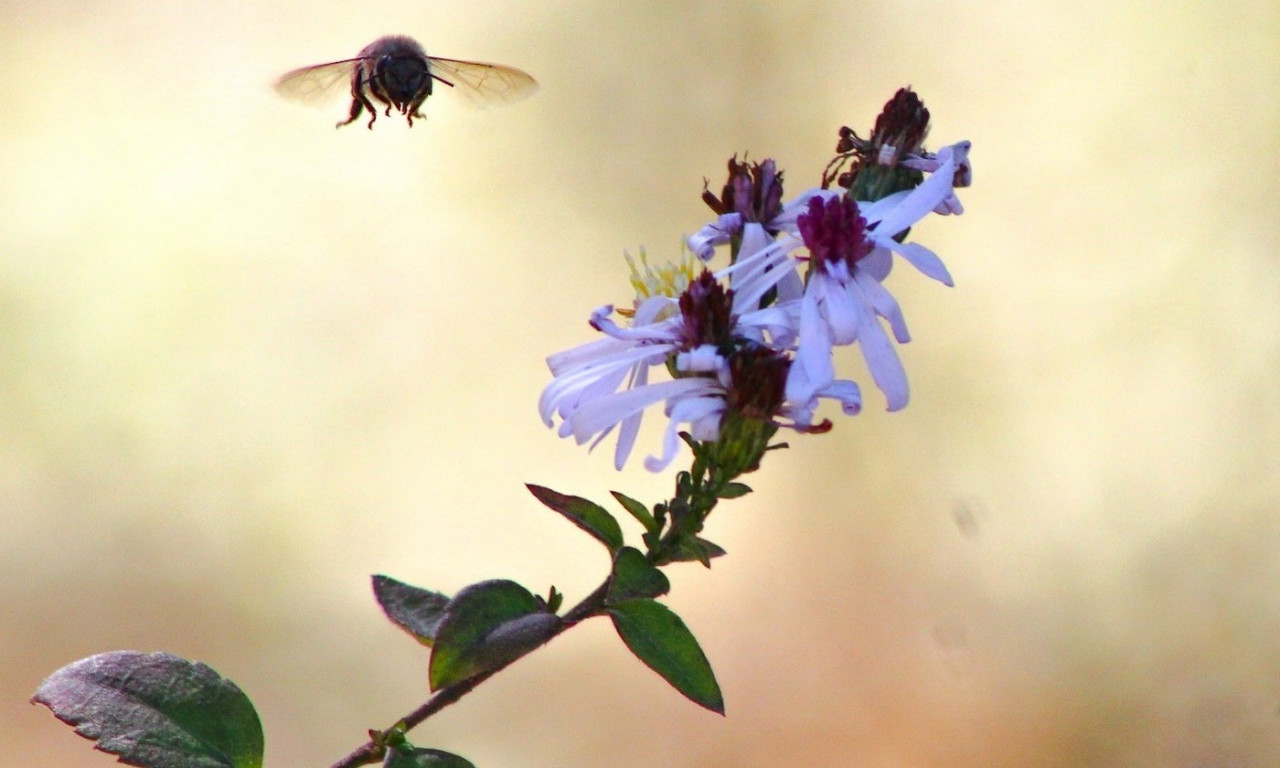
327, 580, 613, 768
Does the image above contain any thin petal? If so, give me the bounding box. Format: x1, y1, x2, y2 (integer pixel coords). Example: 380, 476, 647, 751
786, 297, 834, 406
855, 271, 910, 344
855, 303, 909, 411
870, 151, 957, 238
569, 378, 717, 443
687, 213, 741, 260
820, 278, 860, 346
883, 240, 953, 286
644, 396, 725, 472
612, 365, 650, 469
815, 378, 863, 416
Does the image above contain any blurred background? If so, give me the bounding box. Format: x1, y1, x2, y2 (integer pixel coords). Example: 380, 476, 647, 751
3, 1, 1278, 766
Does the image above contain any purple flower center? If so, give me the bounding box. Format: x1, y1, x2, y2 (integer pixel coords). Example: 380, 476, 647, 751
701, 156, 784, 226
725, 345, 790, 420
796, 196, 872, 274
871, 87, 930, 158
679, 270, 736, 349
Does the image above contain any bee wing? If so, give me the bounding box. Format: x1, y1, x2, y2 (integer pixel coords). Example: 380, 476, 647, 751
425, 57, 538, 108
274, 58, 364, 105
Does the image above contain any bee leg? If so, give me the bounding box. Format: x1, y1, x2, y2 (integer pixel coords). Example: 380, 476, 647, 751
406, 94, 428, 127
337, 70, 379, 130
361, 92, 380, 129
336, 97, 364, 129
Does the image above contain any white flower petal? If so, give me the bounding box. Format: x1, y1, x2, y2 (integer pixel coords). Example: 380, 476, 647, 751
816, 378, 862, 416
771, 187, 839, 232
677, 344, 727, 374
612, 365, 650, 469
591, 306, 682, 342
687, 213, 741, 260
855, 271, 910, 344
644, 396, 725, 472
820, 278, 859, 346
871, 152, 958, 239
568, 378, 717, 444
855, 303, 909, 411
884, 240, 953, 286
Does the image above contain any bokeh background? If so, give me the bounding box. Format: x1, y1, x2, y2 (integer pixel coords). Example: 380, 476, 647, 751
3, 1, 1279, 766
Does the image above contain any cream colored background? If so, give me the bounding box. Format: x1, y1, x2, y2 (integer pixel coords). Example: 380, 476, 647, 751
3, 1, 1279, 766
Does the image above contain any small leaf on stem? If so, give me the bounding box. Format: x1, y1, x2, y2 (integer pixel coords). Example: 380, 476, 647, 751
610, 491, 660, 534
429, 580, 561, 690
606, 547, 670, 603
32, 651, 264, 768
654, 536, 727, 568
373, 575, 451, 647
607, 599, 724, 714
716, 482, 753, 499
526, 484, 624, 553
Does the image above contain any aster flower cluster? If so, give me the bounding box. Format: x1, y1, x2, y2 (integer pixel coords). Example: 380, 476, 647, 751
542, 88, 971, 472
33, 83, 977, 768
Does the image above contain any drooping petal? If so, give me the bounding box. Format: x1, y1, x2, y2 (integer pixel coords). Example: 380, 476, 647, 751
883, 240, 953, 286
855, 270, 910, 344
819, 277, 860, 346
539, 342, 671, 424
858, 245, 894, 282
591, 304, 682, 342
644, 395, 725, 472
687, 213, 742, 261
814, 378, 862, 416
785, 295, 835, 407
568, 378, 718, 444
612, 364, 650, 470
851, 293, 909, 411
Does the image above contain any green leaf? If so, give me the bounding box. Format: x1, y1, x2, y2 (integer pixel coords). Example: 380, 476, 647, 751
656, 536, 727, 567
607, 600, 723, 714
526, 484, 624, 553
610, 491, 659, 534
546, 586, 564, 614
429, 580, 561, 690
32, 651, 264, 768
373, 575, 450, 647
606, 547, 670, 603
716, 482, 753, 499
385, 746, 476, 768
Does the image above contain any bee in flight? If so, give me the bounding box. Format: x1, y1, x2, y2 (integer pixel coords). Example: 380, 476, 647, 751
275, 35, 537, 129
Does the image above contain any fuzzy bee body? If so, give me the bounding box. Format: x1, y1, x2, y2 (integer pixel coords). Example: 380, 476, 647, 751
275, 35, 537, 129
